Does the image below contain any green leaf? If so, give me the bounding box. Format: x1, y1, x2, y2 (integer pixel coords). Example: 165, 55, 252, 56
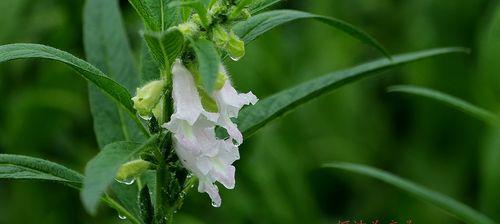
84, 0, 147, 148
129, 0, 160, 31
191, 39, 221, 93
140, 41, 161, 84
0, 154, 83, 189
0, 44, 137, 119
233, 10, 390, 58
477, 2, 500, 220
169, 0, 209, 27
146, 0, 181, 30
143, 29, 185, 71
81, 135, 159, 215
129, 0, 181, 31
387, 85, 499, 126
109, 182, 141, 222
250, 0, 282, 13
324, 162, 495, 224
239, 47, 469, 137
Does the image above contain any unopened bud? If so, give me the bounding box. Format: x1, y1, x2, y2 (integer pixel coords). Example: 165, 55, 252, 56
227, 32, 245, 61
115, 159, 152, 184
212, 25, 230, 48
177, 21, 199, 38
132, 80, 166, 120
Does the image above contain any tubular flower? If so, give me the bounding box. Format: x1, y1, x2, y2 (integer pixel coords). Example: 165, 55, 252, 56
163, 60, 257, 207
213, 66, 258, 145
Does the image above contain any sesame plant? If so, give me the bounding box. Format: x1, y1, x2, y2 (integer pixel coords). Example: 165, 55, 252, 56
0, 0, 495, 223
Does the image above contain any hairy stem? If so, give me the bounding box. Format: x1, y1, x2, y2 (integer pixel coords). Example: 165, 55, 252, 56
155, 67, 175, 224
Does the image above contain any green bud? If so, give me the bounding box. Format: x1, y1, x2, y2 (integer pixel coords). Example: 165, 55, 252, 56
240, 9, 251, 20
208, 1, 227, 16
152, 96, 165, 123
115, 159, 152, 184
212, 25, 230, 48
229, 0, 252, 20
132, 80, 166, 119
192, 13, 212, 29
227, 32, 245, 61
177, 21, 199, 38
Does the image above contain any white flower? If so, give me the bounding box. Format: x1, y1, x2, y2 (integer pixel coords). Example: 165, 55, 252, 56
213, 66, 258, 145
163, 60, 257, 207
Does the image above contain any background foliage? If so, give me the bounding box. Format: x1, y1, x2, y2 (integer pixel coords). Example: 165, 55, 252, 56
0, 0, 499, 223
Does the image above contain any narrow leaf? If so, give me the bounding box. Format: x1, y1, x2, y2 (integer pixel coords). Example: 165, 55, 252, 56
81, 135, 158, 215
239, 47, 469, 138
387, 85, 499, 126
0, 154, 83, 189
233, 10, 390, 58
0, 44, 136, 117
143, 29, 185, 71
191, 39, 221, 93
250, 0, 282, 13
324, 162, 495, 224
84, 0, 147, 147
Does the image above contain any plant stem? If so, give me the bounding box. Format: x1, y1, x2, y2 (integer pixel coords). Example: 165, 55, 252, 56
155, 67, 175, 224
155, 155, 170, 224
102, 195, 142, 224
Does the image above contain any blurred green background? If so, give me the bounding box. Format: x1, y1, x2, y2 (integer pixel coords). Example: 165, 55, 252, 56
1, 0, 500, 223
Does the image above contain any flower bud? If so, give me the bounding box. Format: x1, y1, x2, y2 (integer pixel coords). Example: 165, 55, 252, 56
227, 32, 245, 61
177, 21, 199, 38
132, 80, 166, 120
115, 159, 152, 184
212, 25, 229, 49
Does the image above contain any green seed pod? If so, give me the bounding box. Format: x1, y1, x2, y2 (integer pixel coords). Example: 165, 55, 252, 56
115, 160, 153, 184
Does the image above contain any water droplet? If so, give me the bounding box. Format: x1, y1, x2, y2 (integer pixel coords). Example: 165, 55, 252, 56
118, 214, 127, 220
211, 201, 220, 207
138, 114, 152, 120
115, 177, 135, 185
229, 55, 242, 61
190, 185, 195, 188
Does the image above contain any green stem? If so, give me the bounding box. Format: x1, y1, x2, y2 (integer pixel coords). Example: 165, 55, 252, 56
102, 195, 142, 224
155, 155, 170, 224
155, 67, 175, 224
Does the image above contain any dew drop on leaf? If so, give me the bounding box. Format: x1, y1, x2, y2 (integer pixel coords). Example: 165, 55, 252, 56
118, 214, 127, 220
115, 177, 136, 185
229, 55, 242, 61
